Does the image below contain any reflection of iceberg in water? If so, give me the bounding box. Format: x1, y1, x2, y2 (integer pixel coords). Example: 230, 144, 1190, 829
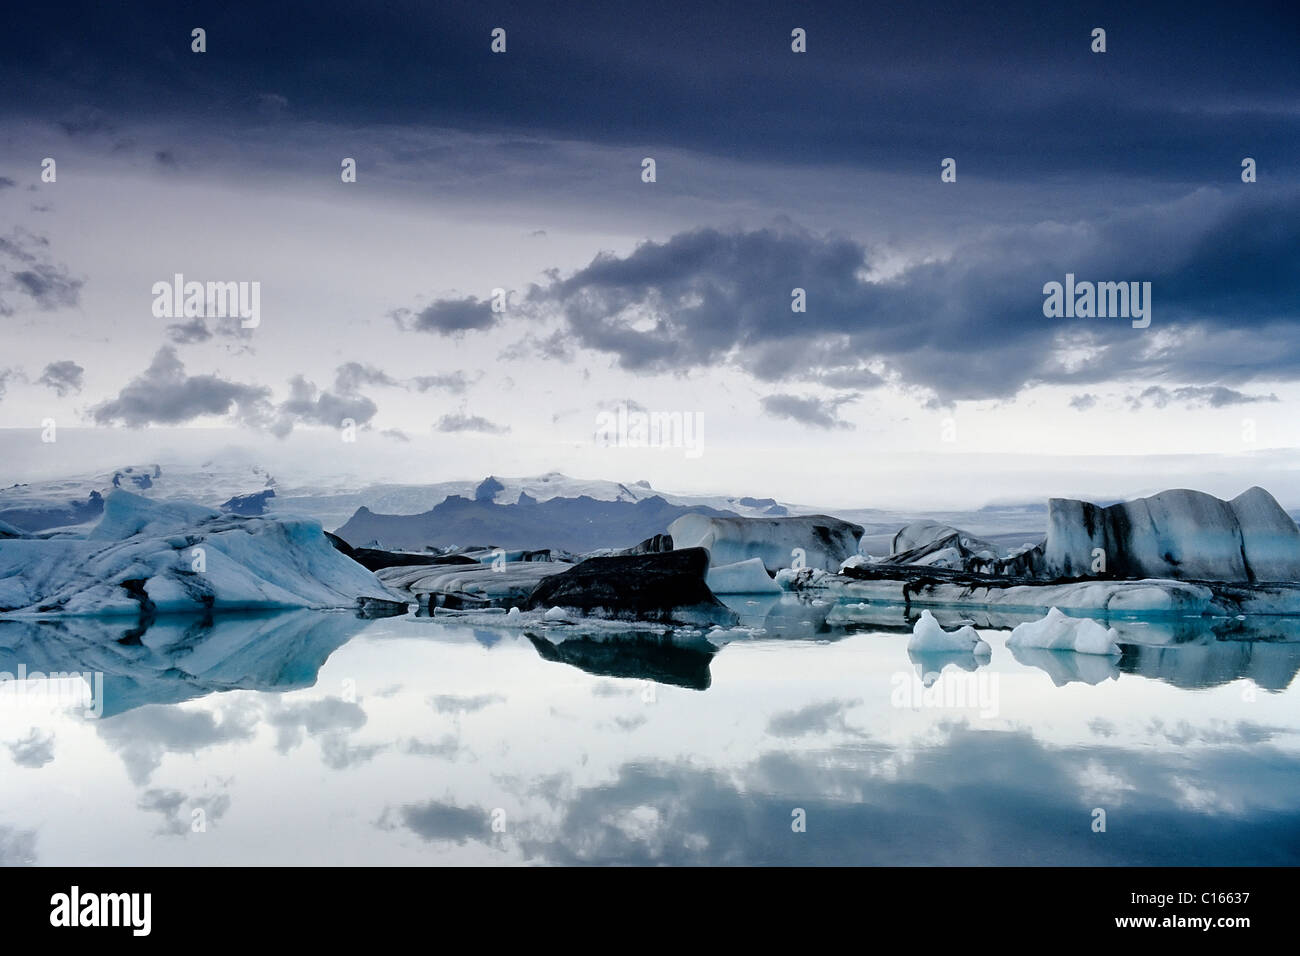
0, 610, 369, 717
1117, 639, 1300, 692
908, 649, 990, 684
722, 593, 842, 637
1007, 645, 1122, 686
525, 631, 717, 690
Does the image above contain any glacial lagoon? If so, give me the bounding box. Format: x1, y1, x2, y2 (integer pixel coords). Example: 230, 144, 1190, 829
2, 596, 1299, 866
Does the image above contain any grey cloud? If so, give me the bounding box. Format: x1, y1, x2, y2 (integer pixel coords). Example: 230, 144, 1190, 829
403, 735, 462, 759
97, 702, 259, 785
381, 428, 411, 442
165, 318, 213, 344
333, 362, 398, 392
272, 374, 378, 437
267, 697, 367, 753
760, 393, 857, 430
444, 191, 1300, 403
0, 177, 15, 189
90, 347, 272, 427
7, 729, 55, 768
411, 371, 479, 393
319, 735, 386, 769
37, 360, 84, 397
0, 824, 36, 865
0, 230, 82, 315
381, 800, 488, 845
766, 698, 862, 737
1069, 393, 1098, 411
1130, 385, 1279, 410
429, 693, 504, 714
434, 412, 509, 434
393, 296, 498, 335
137, 787, 231, 836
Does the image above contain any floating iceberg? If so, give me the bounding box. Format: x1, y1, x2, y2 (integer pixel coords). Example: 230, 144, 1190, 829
668, 514, 864, 572
907, 609, 990, 654
706, 558, 782, 594
0, 490, 404, 617
1006, 608, 1122, 656
1041, 487, 1300, 583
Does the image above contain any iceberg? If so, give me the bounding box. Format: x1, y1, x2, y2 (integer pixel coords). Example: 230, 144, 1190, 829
668, 513, 864, 572
1041, 486, 1300, 584
523, 548, 739, 626
706, 558, 782, 594
1006, 608, 1122, 656
0, 490, 404, 617
907, 609, 990, 654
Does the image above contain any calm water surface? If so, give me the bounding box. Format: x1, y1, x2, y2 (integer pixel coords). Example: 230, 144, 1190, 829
2, 596, 1298, 865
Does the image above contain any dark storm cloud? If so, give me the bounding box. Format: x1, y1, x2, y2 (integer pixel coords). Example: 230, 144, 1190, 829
760, 394, 857, 430
36, 360, 84, 397
90, 347, 272, 427
392, 297, 498, 335
0, 231, 82, 315
3, 1, 1296, 182
440, 189, 1300, 401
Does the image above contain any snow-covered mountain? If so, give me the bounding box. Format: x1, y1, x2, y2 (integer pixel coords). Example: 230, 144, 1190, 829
0, 460, 1052, 548
0, 464, 822, 533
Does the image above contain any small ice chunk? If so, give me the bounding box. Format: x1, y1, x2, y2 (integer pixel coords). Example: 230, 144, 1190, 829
907, 609, 990, 654
543, 606, 572, 622
1007, 607, 1121, 656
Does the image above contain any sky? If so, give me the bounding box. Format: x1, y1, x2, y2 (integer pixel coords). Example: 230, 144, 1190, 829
0, 0, 1298, 508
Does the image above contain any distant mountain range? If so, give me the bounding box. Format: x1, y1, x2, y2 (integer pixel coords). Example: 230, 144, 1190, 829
0, 462, 1142, 553
333, 490, 739, 553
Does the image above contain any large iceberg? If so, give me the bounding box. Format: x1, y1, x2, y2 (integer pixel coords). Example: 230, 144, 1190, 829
0, 490, 403, 617
668, 514, 864, 572
1041, 487, 1300, 583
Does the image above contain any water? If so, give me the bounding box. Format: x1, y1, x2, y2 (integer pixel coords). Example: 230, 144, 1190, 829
2, 597, 1299, 865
